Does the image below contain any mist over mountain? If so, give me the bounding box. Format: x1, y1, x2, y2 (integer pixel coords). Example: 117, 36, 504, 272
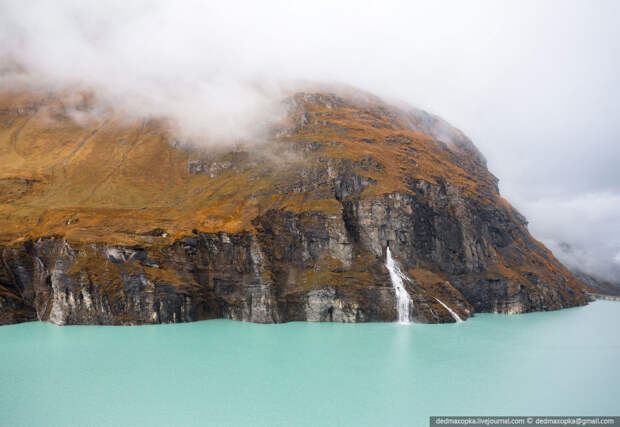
544, 240, 620, 295
0, 88, 591, 325
1, 0, 619, 281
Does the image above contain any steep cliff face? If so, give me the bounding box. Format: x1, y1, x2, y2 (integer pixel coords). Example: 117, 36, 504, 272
0, 89, 590, 325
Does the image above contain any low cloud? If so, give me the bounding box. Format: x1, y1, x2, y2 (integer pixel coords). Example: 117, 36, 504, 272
517, 192, 620, 282
1, 0, 619, 277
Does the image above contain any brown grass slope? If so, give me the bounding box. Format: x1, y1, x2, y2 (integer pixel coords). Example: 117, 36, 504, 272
0, 88, 589, 312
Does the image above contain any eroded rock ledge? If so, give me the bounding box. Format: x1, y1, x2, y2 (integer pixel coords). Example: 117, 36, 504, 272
0, 185, 589, 326
0, 89, 590, 325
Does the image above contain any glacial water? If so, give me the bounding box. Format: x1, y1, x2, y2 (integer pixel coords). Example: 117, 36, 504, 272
385, 247, 413, 323
1, 302, 619, 427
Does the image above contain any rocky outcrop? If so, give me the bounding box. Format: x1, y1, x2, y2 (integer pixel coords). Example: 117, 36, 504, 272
0, 175, 589, 325
0, 89, 590, 325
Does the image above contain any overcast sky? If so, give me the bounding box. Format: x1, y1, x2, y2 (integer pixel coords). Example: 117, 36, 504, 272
1, 0, 619, 280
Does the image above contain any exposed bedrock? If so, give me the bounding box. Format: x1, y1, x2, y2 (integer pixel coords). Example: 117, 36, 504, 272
0, 178, 588, 326
0, 90, 589, 325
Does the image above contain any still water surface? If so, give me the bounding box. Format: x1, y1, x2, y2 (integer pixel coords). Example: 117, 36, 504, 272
1, 301, 619, 426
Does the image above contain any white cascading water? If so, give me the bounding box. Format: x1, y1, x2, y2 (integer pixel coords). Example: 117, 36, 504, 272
434, 297, 463, 323
385, 247, 413, 323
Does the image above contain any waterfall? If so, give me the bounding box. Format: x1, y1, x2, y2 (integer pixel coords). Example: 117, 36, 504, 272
434, 297, 463, 323
385, 247, 413, 324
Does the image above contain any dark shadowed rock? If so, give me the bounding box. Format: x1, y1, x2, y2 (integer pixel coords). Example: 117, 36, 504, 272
0, 88, 590, 325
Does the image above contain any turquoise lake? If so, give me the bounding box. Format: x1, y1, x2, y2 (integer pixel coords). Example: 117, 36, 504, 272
1, 301, 619, 427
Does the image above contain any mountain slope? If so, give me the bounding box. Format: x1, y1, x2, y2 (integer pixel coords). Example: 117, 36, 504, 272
0, 88, 590, 325
572, 270, 620, 297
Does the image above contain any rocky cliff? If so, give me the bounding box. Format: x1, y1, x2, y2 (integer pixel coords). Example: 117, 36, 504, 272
0, 89, 590, 325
